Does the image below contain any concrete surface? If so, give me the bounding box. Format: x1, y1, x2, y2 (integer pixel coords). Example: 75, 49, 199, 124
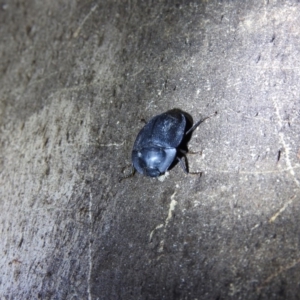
1, 0, 300, 299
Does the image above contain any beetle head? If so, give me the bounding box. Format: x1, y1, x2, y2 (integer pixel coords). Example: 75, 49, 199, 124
132, 147, 176, 177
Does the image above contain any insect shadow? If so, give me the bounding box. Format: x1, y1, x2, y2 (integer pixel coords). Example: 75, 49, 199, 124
120, 108, 216, 181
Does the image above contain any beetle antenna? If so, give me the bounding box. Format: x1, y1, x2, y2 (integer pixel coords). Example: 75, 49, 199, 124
119, 165, 135, 182
185, 111, 217, 135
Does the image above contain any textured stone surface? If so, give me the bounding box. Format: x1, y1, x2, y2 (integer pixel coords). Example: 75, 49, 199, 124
1, 1, 300, 299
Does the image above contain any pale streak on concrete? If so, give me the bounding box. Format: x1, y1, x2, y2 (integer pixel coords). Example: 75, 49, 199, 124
269, 195, 296, 223
165, 191, 177, 227
73, 5, 98, 38
257, 257, 300, 292
88, 191, 93, 300
149, 191, 177, 251
273, 97, 299, 186
267, 97, 300, 221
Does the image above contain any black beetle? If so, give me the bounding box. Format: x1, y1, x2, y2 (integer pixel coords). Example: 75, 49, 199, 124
130, 109, 215, 178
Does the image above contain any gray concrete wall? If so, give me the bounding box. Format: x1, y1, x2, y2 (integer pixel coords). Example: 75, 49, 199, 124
1, 0, 300, 299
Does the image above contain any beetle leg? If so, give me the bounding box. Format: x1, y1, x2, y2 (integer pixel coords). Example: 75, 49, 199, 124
119, 165, 136, 182
178, 148, 187, 155
185, 118, 207, 135
177, 156, 188, 174
177, 156, 202, 176
185, 111, 217, 135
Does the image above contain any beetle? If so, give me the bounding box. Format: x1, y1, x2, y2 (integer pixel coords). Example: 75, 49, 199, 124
129, 108, 216, 178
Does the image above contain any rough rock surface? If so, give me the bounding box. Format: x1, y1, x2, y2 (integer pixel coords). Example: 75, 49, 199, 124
1, 1, 300, 299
